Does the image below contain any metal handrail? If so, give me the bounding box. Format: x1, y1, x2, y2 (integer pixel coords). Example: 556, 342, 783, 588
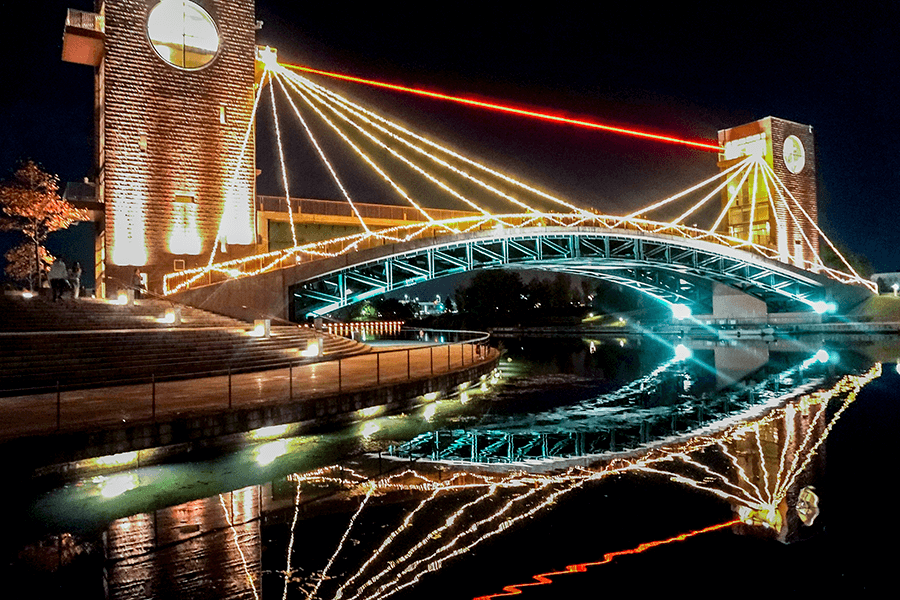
0, 329, 494, 398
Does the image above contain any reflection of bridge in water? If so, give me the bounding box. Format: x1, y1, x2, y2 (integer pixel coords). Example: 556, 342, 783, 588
93, 361, 879, 600
390, 340, 850, 464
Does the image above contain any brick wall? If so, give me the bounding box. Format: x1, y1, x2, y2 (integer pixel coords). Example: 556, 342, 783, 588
717, 116, 818, 268
98, 0, 257, 294
768, 117, 818, 266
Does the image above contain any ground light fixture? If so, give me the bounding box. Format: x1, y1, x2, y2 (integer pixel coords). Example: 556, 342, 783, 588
301, 340, 320, 356
255, 439, 289, 466
671, 304, 691, 320
810, 300, 837, 314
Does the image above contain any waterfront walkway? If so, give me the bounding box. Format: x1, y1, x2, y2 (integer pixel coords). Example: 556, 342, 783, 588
0, 341, 494, 442
0, 294, 498, 472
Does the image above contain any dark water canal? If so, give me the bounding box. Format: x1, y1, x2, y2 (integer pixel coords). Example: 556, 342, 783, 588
4, 333, 898, 598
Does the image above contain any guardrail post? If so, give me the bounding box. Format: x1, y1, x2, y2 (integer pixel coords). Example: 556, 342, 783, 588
338, 359, 342, 392
448, 344, 451, 371
56, 381, 61, 431
228, 367, 232, 409
289, 363, 293, 401
152, 374, 156, 421
377, 353, 381, 384
430, 346, 434, 375
407, 348, 411, 380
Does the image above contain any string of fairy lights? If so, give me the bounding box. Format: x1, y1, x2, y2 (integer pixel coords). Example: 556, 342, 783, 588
273, 363, 879, 600
162, 55, 874, 296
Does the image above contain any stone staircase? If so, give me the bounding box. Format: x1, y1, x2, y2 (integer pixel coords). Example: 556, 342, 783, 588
0, 293, 370, 396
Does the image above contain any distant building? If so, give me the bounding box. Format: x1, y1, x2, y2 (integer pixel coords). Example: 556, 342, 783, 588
400, 294, 451, 317
871, 273, 900, 294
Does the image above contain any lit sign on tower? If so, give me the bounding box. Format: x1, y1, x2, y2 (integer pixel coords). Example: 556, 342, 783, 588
63, 0, 259, 296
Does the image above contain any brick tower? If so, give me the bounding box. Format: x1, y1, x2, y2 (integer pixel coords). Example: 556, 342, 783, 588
716, 117, 818, 269
63, 0, 259, 296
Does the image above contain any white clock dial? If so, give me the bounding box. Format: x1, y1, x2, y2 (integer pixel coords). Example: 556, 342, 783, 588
783, 135, 805, 174
147, 0, 220, 70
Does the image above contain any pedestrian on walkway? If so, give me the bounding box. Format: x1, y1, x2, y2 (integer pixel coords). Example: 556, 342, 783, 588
132, 267, 144, 299
69, 261, 82, 299
49, 258, 68, 302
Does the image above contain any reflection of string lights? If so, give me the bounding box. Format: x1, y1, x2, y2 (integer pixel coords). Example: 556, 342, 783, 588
219, 493, 260, 600
275, 364, 879, 599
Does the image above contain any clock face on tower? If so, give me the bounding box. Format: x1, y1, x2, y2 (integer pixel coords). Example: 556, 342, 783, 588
783, 135, 806, 174
147, 0, 220, 70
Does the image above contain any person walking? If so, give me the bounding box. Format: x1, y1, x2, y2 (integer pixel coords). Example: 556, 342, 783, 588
49, 258, 68, 302
69, 261, 83, 299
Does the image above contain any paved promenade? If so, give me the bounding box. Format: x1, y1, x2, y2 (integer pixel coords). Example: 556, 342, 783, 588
0, 342, 495, 443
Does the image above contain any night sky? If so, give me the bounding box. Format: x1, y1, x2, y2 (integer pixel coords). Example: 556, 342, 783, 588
2, 2, 898, 271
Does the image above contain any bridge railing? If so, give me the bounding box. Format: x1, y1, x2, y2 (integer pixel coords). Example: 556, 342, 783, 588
163, 213, 876, 295
258, 195, 479, 223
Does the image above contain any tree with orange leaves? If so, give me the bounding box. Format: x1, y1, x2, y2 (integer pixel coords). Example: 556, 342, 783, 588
0, 160, 89, 290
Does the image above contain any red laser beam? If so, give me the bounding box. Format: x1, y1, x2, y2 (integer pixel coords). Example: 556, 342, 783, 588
472, 518, 741, 599
281, 63, 721, 152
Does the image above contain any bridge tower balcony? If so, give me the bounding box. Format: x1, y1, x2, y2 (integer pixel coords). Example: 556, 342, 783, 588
61, 8, 105, 67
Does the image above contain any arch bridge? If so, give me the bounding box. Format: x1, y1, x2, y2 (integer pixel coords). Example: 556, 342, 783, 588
168, 215, 872, 323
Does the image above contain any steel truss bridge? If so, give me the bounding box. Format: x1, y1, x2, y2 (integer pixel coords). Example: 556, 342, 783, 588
286, 219, 861, 319
168, 214, 871, 321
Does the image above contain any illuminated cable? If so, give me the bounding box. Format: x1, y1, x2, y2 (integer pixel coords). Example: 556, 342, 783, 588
287, 73, 540, 217
346, 483, 506, 600
281, 62, 721, 151
620, 156, 751, 222
709, 158, 756, 232
334, 488, 443, 599
746, 160, 760, 243
674, 159, 754, 225
282, 74, 489, 223
208, 68, 270, 268
277, 72, 445, 227
761, 160, 866, 281
370, 480, 587, 600
291, 72, 592, 217
270, 76, 299, 248
752, 421, 774, 505
271, 72, 371, 234
759, 162, 821, 268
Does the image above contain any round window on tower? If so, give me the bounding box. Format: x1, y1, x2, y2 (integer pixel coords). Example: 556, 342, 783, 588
147, 0, 220, 70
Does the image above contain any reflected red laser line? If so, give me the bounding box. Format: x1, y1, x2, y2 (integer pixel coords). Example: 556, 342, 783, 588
472, 518, 740, 599
281, 63, 721, 151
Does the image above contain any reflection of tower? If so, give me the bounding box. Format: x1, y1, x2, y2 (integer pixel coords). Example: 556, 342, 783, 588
104, 487, 262, 598
716, 117, 818, 268
62, 1, 258, 296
